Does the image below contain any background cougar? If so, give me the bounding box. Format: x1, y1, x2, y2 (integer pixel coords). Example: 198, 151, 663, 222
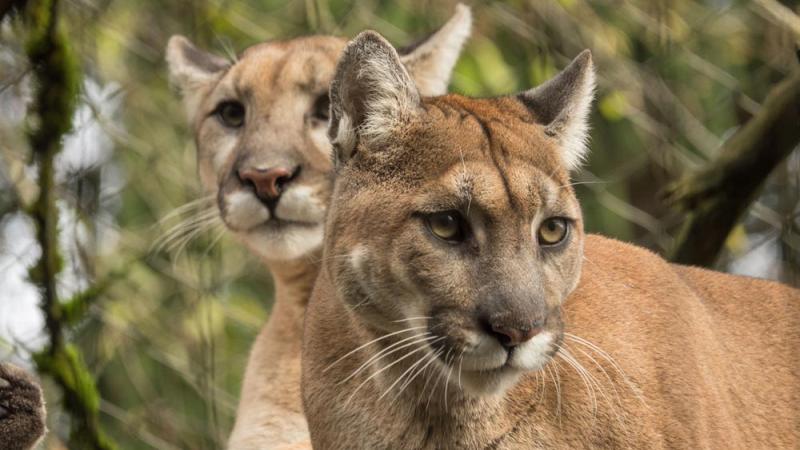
166, 5, 471, 448
302, 31, 800, 448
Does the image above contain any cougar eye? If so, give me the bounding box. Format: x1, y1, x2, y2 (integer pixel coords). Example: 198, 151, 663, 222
425, 211, 467, 243
537, 218, 569, 246
311, 93, 330, 122
216, 101, 245, 128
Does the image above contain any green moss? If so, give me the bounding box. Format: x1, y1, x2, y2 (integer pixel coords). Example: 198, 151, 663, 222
34, 346, 116, 450
24, 1, 118, 448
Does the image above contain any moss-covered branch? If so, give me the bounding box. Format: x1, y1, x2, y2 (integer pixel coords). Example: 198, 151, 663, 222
24, 0, 116, 448
665, 69, 800, 266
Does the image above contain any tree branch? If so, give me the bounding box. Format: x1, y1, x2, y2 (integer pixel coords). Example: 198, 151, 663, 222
664, 69, 800, 266
24, 0, 116, 448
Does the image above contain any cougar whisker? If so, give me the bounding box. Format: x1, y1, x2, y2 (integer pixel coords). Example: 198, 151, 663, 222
379, 338, 445, 401
392, 349, 442, 405
338, 333, 433, 385
345, 336, 441, 406
323, 326, 426, 373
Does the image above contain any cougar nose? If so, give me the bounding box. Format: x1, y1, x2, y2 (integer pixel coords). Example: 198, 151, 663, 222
238, 167, 297, 202
489, 321, 543, 348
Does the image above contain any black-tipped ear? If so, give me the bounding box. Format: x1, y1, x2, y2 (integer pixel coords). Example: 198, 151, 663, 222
165, 35, 230, 119
399, 3, 471, 96
328, 31, 421, 165
517, 50, 596, 171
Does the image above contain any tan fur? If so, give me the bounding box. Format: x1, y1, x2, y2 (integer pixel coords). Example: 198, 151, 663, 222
0, 363, 46, 450
166, 7, 471, 448
302, 32, 800, 449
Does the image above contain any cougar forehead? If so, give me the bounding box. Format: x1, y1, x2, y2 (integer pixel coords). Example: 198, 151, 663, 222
335, 94, 578, 219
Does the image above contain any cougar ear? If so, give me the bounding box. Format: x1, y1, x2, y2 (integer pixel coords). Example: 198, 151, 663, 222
329, 31, 421, 165
399, 3, 471, 96
166, 35, 230, 120
517, 50, 596, 171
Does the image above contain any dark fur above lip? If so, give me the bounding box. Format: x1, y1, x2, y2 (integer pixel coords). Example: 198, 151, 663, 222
232, 217, 318, 233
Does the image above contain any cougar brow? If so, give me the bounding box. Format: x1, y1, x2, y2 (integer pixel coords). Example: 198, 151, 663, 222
454, 102, 517, 210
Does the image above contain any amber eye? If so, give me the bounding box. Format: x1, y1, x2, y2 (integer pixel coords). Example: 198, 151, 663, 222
311, 93, 330, 122
425, 211, 466, 243
216, 101, 245, 128
537, 218, 569, 246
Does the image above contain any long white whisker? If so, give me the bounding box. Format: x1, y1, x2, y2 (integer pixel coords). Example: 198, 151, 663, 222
557, 347, 598, 418
426, 348, 451, 410
420, 352, 439, 403
323, 326, 426, 373
567, 344, 629, 429
564, 333, 646, 407
202, 224, 228, 257
378, 338, 445, 401
345, 339, 436, 406
569, 344, 622, 403
161, 207, 218, 231
536, 369, 547, 408
391, 316, 432, 323
157, 196, 215, 224
392, 349, 442, 404
169, 218, 219, 255
443, 350, 456, 413
457, 348, 465, 391
546, 363, 562, 425
153, 210, 220, 254
339, 334, 433, 385
155, 214, 217, 250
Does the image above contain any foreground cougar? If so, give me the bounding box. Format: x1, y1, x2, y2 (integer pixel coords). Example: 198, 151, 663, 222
165, 6, 471, 448
302, 31, 800, 449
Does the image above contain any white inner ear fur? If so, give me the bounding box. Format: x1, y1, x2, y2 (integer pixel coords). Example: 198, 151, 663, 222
165, 35, 228, 122
547, 66, 595, 171
356, 54, 421, 146
520, 51, 596, 172
329, 32, 422, 161
399, 3, 472, 96
333, 113, 357, 164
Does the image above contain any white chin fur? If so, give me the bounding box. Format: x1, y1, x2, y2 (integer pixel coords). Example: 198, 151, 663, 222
239, 223, 324, 261
458, 367, 523, 397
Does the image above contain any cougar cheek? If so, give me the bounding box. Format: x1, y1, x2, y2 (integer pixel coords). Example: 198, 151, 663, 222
208, 135, 237, 175
275, 185, 326, 222
224, 191, 270, 231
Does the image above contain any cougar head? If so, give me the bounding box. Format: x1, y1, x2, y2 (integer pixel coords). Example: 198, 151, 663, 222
326, 32, 595, 395
165, 5, 471, 262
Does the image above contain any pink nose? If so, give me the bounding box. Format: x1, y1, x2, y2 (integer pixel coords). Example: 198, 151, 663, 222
490, 324, 542, 347
238, 167, 294, 201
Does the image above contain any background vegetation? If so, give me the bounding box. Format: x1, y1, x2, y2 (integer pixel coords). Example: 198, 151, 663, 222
1, 0, 798, 448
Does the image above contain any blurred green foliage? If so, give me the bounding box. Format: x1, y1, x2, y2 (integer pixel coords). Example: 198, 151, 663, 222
0, 0, 798, 448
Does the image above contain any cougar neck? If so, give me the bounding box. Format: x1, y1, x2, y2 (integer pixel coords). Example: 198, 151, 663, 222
263, 249, 321, 306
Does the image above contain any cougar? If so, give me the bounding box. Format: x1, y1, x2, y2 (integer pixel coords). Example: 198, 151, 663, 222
0, 363, 46, 450
301, 31, 800, 449
165, 5, 471, 448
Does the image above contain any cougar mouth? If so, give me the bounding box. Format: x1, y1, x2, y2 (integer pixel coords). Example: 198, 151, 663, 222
220, 187, 324, 233
254, 217, 318, 231
428, 324, 561, 386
